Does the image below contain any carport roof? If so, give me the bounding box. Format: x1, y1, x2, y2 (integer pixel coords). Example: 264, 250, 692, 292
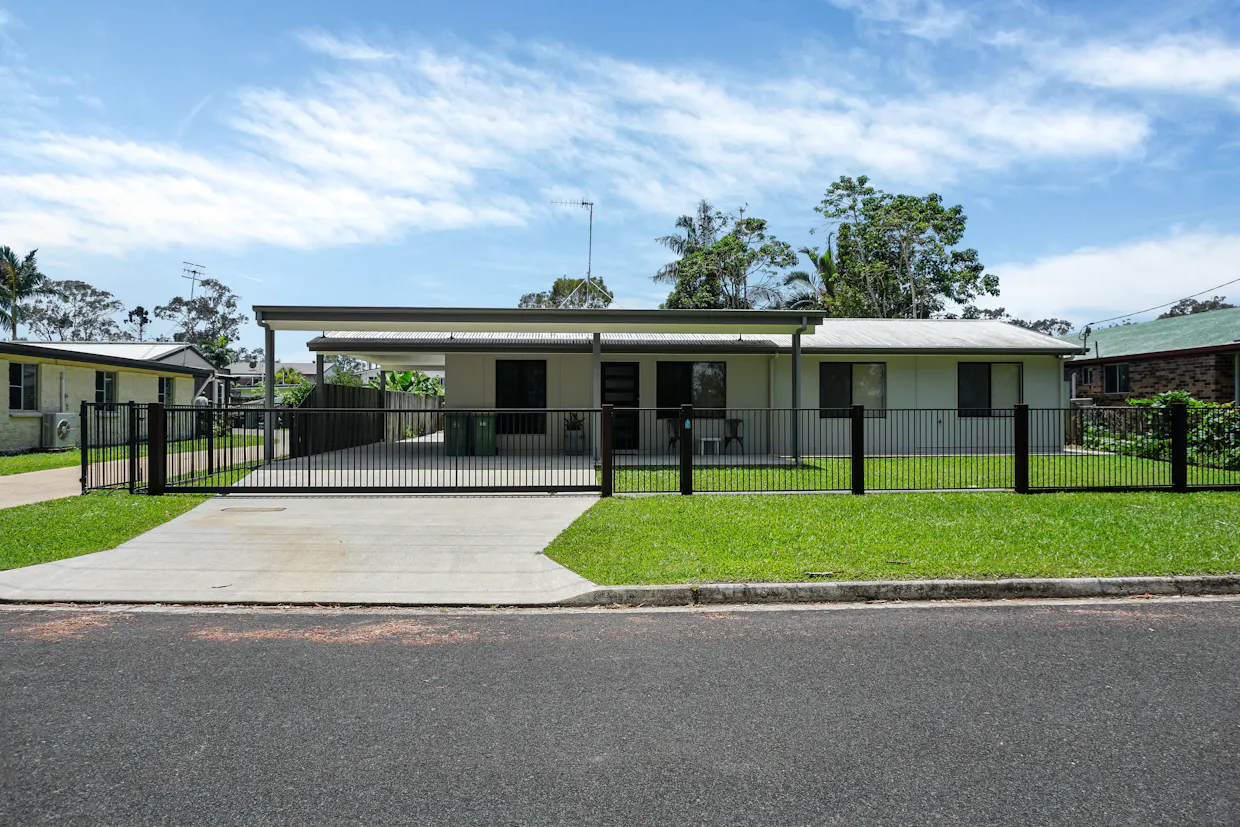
254, 306, 825, 334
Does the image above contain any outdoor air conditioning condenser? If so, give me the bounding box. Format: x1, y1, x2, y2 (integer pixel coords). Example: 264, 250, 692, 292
42, 412, 79, 449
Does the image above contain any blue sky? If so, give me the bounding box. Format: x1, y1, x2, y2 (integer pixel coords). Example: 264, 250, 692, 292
4, 0, 1240, 359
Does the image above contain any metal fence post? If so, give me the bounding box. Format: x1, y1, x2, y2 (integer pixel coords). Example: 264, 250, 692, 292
127, 401, 138, 494
1171, 401, 1189, 493
147, 402, 166, 496
679, 403, 693, 495
851, 404, 865, 495
1014, 403, 1030, 494
601, 404, 614, 497
79, 399, 89, 494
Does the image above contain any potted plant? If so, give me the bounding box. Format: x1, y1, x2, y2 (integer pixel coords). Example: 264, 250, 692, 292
564, 412, 586, 455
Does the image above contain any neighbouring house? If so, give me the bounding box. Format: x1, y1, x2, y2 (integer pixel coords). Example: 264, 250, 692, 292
1063, 307, 1240, 405
245, 307, 1082, 458
2, 340, 214, 454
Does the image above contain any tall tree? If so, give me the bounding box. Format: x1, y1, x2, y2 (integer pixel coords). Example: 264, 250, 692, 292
25, 280, 125, 341
1157, 296, 1235, 319
959, 306, 1073, 337
660, 209, 797, 309
0, 247, 55, 340
155, 278, 259, 360
814, 176, 997, 318
519, 276, 613, 309
127, 306, 152, 340
653, 199, 727, 286
782, 243, 839, 312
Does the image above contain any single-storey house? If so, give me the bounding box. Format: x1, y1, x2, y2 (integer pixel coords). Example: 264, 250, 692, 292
247, 307, 1083, 459
2, 341, 213, 454
1063, 307, 1240, 405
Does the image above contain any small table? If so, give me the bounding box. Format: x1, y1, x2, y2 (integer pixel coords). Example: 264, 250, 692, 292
699, 437, 722, 455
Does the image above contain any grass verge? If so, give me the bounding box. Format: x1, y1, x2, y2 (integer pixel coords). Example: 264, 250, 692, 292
543, 491, 1240, 584
0, 436, 264, 478
0, 491, 210, 571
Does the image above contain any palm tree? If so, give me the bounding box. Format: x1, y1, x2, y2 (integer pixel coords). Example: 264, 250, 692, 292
0, 247, 55, 340
653, 199, 724, 284
782, 242, 839, 312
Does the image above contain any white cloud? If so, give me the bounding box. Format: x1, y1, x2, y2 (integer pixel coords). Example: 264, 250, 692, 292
825, 0, 971, 41
296, 31, 396, 61
0, 33, 1151, 254
989, 231, 1240, 324
1040, 34, 1240, 94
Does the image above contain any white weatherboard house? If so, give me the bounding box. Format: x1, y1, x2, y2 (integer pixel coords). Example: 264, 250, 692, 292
251, 307, 1082, 459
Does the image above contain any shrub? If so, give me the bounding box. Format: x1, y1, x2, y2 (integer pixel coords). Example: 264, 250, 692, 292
1080, 392, 1239, 469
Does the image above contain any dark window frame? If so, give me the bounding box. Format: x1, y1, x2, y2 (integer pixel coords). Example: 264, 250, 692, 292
819, 362, 887, 418
8, 362, 38, 412
95, 370, 117, 410
495, 359, 547, 435
158, 376, 174, 406
1103, 363, 1131, 394
655, 361, 726, 418
958, 362, 1023, 417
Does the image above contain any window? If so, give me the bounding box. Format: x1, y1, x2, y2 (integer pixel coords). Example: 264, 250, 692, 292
1103, 364, 1131, 394
819, 363, 886, 417
656, 361, 726, 417
158, 377, 175, 406
958, 362, 1022, 416
8, 363, 38, 412
95, 371, 117, 408
495, 360, 546, 435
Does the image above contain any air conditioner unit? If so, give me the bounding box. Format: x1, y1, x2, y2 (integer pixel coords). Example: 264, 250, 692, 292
42, 412, 79, 449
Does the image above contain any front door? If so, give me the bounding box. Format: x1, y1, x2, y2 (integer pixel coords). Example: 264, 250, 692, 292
602, 362, 639, 450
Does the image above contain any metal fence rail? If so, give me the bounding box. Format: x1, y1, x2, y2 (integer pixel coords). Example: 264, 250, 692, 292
82, 401, 1239, 496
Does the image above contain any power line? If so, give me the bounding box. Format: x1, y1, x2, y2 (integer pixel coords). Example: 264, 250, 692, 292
1085, 276, 1240, 327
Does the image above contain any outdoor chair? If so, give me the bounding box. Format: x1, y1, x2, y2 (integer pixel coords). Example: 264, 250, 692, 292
664, 417, 681, 454
723, 418, 744, 454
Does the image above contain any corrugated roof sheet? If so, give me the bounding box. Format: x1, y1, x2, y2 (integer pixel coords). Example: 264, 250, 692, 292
1062, 306, 1240, 361
15, 341, 193, 361
315, 319, 1082, 354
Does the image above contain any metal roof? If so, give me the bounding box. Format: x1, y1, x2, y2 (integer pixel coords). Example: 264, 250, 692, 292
13, 341, 194, 361
310, 319, 1082, 356
1063, 306, 1240, 361
0, 341, 211, 376
255, 306, 824, 334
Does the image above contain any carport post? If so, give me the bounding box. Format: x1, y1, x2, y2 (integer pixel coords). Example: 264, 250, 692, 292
263, 325, 275, 463
592, 332, 601, 461
315, 354, 325, 404
791, 327, 802, 465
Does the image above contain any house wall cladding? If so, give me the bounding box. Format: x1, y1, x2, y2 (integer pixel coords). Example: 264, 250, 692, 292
1, 356, 197, 454
1072, 352, 1239, 405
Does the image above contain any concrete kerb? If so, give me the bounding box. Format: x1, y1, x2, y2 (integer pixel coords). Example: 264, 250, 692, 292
564, 575, 1240, 607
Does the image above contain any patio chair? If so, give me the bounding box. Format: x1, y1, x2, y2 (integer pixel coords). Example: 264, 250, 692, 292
664, 417, 681, 454
723, 418, 744, 454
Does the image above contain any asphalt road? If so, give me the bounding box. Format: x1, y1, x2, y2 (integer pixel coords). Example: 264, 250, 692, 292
3, 599, 1238, 826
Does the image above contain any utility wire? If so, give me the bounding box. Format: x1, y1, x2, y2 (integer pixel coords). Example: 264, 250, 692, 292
1085, 276, 1240, 327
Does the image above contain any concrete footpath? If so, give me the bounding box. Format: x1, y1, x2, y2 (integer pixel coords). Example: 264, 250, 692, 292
0, 466, 81, 510
0, 494, 597, 605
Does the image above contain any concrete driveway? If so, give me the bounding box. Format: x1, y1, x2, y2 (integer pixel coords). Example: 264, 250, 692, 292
0, 494, 598, 605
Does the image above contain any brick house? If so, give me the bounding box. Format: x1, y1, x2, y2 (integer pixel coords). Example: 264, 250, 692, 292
1063, 307, 1240, 405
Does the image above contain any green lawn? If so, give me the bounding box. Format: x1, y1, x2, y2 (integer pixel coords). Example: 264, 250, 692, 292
0, 436, 264, 477
544, 491, 1240, 584
612, 455, 1240, 492
0, 491, 211, 571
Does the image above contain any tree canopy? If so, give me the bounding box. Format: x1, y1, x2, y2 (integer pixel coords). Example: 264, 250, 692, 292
155, 277, 260, 362
813, 175, 997, 318
25, 280, 125, 342
657, 207, 797, 309
1157, 296, 1235, 319
519, 276, 613, 309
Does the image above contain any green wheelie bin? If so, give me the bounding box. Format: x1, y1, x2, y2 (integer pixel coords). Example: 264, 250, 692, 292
471, 412, 498, 456
445, 412, 471, 456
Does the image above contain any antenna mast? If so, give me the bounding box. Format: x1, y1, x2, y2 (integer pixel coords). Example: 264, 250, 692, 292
551, 199, 611, 307
181, 261, 206, 299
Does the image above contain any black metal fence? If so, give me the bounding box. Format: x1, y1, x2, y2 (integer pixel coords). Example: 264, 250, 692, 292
82, 401, 1239, 496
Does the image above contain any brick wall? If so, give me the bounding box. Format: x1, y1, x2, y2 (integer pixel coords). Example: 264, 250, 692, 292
1068, 351, 1239, 404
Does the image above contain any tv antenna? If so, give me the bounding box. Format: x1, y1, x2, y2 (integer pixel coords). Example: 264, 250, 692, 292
181, 261, 206, 299
551, 199, 612, 307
